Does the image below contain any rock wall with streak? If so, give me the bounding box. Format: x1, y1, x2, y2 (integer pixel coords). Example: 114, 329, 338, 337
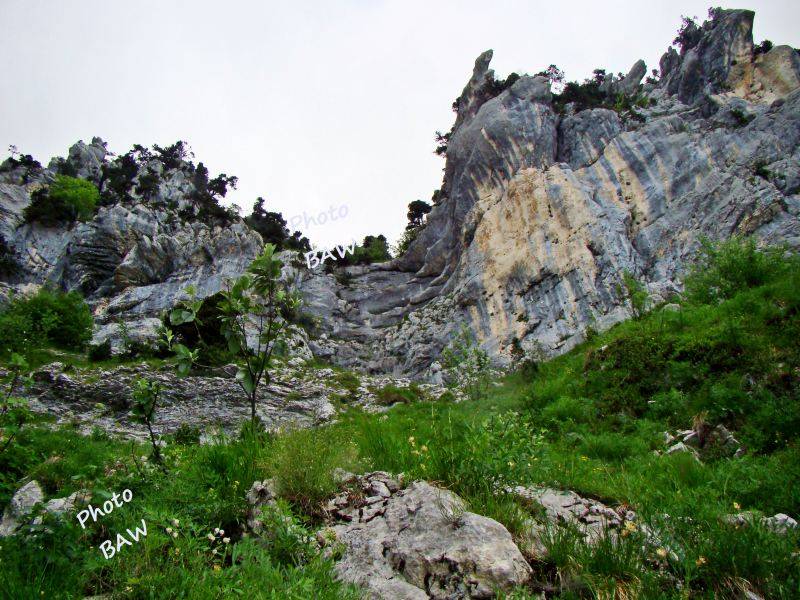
295, 8, 800, 376
1, 8, 799, 378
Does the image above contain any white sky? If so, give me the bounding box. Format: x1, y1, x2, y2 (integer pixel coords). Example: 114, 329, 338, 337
1, 0, 798, 247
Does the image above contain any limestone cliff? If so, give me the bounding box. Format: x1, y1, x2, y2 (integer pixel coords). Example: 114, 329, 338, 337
1, 8, 798, 379
296, 8, 800, 377
0, 139, 263, 350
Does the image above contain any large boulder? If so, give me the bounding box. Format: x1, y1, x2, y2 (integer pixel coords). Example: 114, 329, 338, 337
324, 475, 531, 599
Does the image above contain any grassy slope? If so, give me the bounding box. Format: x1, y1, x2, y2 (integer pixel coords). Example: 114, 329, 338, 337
1, 240, 799, 599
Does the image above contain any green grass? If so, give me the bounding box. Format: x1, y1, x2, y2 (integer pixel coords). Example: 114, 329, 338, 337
1, 239, 799, 598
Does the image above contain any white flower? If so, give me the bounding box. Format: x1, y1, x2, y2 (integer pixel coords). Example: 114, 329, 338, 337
218, 529, 225, 536
172, 531, 178, 538
207, 533, 215, 541
223, 537, 230, 544
166, 527, 173, 534
171, 518, 180, 527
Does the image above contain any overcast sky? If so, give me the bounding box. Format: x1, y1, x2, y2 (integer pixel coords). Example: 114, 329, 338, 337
2, 1, 798, 247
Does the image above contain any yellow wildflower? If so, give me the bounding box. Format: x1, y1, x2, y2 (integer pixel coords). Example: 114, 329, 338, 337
733, 502, 741, 510
695, 556, 707, 566
656, 548, 668, 558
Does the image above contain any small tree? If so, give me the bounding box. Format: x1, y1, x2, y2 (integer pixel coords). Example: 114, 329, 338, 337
169, 244, 300, 430
406, 200, 432, 230
618, 270, 649, 319
441, 326, 493, 401
131, 378, 165, 467
1, 353, 31, 454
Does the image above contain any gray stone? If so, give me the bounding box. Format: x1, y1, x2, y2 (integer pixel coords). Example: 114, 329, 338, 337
762, 513, 798, 534
0, 480, 44, 537
666, 442, 699, 459
246, 479, 278, 534
328, 479, 531, 599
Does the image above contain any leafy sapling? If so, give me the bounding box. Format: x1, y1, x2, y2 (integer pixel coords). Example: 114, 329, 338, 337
131, 378, 165, 468
441, 325, 493, 401
0, 352, 31, 454
168, 244, 300, 431
618, 270, 649, 319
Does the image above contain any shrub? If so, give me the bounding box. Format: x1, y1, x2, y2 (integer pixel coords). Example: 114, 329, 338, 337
540, 396, 597, 425
617, 270, 649, 318
268, 427, 358, 516
393, 226, 419, 257
339, 235, 392, 266
87, 340, 112, 362
441, 326, 493, 401
0, 288, 93, 355
23, 175, 99, 226
374, 384, 420, 406
246, 197, 310, 252
173, 423, 201, 445
684, 237, 792, 304
0, 235, 20, 279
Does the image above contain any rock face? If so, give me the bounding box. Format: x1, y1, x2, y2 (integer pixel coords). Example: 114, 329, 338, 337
1, 8, 799, 378
0, 137, 264, 352
26, 361, 450, 439
322, 473, 531, 599
292, 8, 800, 377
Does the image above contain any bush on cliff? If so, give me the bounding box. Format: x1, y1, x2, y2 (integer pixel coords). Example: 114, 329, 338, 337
23, 175, 99, 226
0, 288, 93, 355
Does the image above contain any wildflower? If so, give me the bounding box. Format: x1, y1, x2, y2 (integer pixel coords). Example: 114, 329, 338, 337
166, 527, 173, 535
696, 556, 707, 566
218, 529, 225, 536
656, 548, 668, 558
171, 518, 180, 527
408, 436, 416, 446
207, 533, 215, 541
213, 564, 221, 571
212, 548, 218, 555
624, 521, 637, 532
580, 456, 589, 461
420, 445, 428, 452
507, 461, 515, 468
172, 531, 178, 538
223, 537, 230, 544
733, 502, 741, 510
420, 463, 426, 470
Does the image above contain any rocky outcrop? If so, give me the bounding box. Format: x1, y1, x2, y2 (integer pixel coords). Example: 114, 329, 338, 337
320, 473, 532, 599
25, 361, 451, 440
293, 8, 800, 376
0, 138, 264, 352
1, 8, 799, 379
